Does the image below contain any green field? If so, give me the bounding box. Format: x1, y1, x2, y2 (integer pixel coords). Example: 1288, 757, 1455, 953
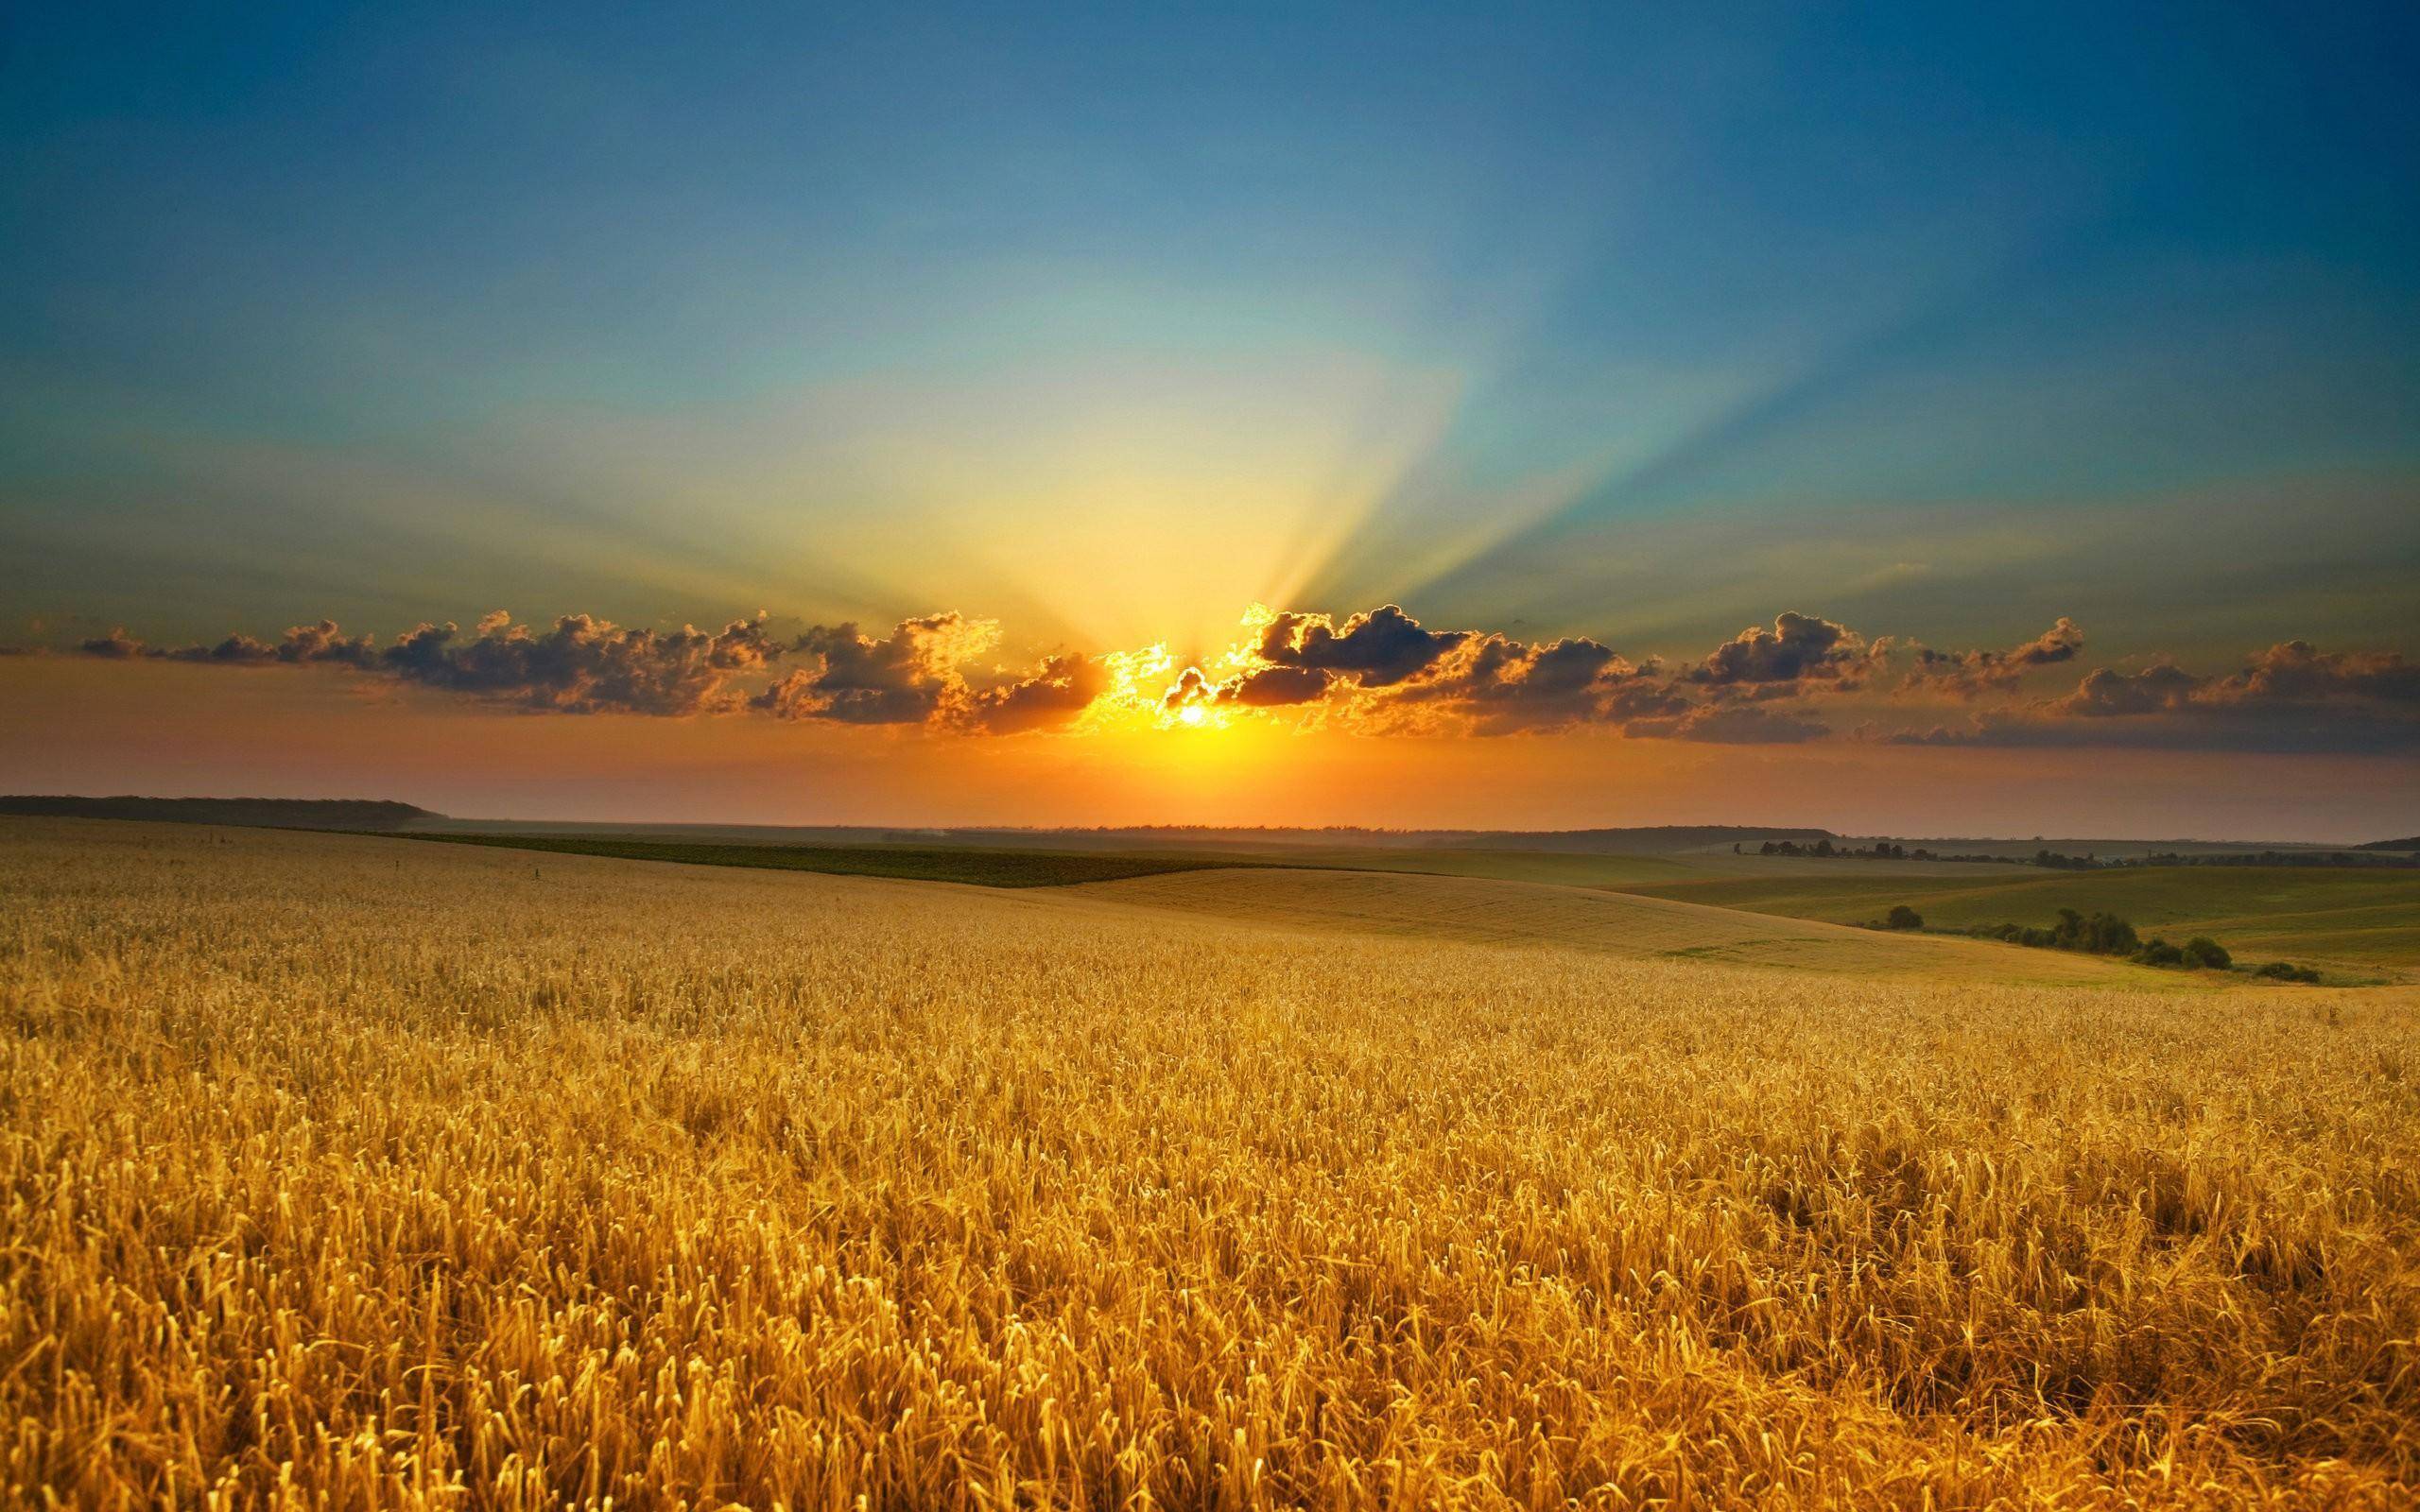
1260, 846, 1703, 887
1615, 865, 2420, 979
1170, 844, 2032, 889
399, 833, 1269, 887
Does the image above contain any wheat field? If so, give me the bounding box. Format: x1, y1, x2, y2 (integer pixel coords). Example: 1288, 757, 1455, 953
1067, 868, 2165, 986
4, 818, 2418, 1509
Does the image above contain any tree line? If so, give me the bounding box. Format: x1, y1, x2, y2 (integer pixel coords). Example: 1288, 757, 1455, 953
1863, 904, 2323, 982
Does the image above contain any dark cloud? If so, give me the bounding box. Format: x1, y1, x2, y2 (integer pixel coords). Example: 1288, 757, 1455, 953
1905, 618, 2085, 696
1599, 679, 1694, 723
1398, 634, 1670, 733
1255, 604, 1468, 687
54, 603, 2420, 755
75, 611, 769, 714
948, 652, 1107, 734
79, 618, 385, 668
1887, 640, 2420, 753
1186, 611, 1681, 734
754, 613, 990, 724
370, 612, 781, 714
749, 615, 1106, 732
1181, 605, 1846, 739
2012, 617, 2087, 667
1218, 663, 1332, 707
159, 635, 280, 663
2053, 662, 2203, 717
2204, 640, 2420, 710
160, 620, 386, 666
79, 610, 786, 715
276, 619, 382, 666
1685, 612, 1871, 692
1159, 666, 1216, 715
78, 627, 146, 659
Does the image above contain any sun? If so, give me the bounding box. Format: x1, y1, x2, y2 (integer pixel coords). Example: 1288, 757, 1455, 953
1178, 702, 1206, 727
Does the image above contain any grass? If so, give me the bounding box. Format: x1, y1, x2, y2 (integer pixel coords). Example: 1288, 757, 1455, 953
1250, 845, 1704, 888
397, 830, 1269, 886
1616, 864, 2420, 979
8, 817, 2418, 1506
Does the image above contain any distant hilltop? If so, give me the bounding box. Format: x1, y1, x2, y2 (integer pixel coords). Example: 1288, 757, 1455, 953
2361, 836, 2420, 851
0, 795, 441, 830
1429, 825, 1835, 854
465, 819, 1843, 855
963, 823, 1841, 853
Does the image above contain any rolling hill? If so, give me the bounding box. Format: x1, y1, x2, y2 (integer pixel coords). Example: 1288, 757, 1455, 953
1067, 867, 2178, 986
1613, 865, 2420, 979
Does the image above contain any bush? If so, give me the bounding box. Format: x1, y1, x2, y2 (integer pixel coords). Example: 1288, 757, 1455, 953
1976, 909, 2141, 955
1884, 904, 1924, 931
2052, 908, 2139, 954
2254, 961, 2322, 984
1967, 910, 2249, 972
2134, 938, 2185, 968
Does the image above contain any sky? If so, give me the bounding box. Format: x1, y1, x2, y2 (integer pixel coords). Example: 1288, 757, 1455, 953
2, 2, 2416, 837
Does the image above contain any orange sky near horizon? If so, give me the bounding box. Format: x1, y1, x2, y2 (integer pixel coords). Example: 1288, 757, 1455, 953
6, 655, 2411, 842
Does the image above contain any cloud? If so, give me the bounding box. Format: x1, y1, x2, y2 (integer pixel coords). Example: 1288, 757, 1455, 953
51, 603, 2420, 754
2204, 640, 2420, 709
78, 627, 146, 659
754, 613, 996, 725
159, 634, 282, 663
2047, 641, 2420, 732
171, 620, 385, 666
1889, 640, 2420, 753
1218, 663, 1333, 708
369, 612, 782, 714
1685, 612, 1873, 693
50, 599, 1866, 744
1159, 666, 1217, 715
77, 617, 387, 668
86, 610, 811, 717
1175, 607, 1684, 734
1904, 617, 2085, 696
947, 652, 1108, 734
2052, 662, 2203, 717
1253, 604, 1469, 688
1395, 633, 1673, 733
75, 610, 779, 715
2011, 616, 2088, 666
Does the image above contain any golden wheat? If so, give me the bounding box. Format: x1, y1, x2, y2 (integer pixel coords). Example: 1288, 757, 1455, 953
3, 817, 2416, 1508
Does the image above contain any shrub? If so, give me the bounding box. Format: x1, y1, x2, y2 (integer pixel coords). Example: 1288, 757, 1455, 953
1975, 910, 2142, 955
2183, 936, 2231, 971
2052, 909, 2139, 954
1884, 904, 1924, 931
2254, 961, 2322, 983
2134, 938, 2185, 968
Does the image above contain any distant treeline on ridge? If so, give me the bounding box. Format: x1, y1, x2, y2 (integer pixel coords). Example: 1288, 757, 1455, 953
0, 795, 439, 830
1754, 837, 2419, 870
